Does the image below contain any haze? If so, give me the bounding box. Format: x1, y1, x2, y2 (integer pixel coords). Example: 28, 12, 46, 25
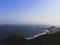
0, 0, 60, 25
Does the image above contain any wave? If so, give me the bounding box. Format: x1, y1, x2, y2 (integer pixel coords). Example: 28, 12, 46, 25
26, 30, 49, 40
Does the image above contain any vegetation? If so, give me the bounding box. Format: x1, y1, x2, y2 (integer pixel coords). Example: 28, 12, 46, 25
0, 25, 60, 45
31, 31, 60, 45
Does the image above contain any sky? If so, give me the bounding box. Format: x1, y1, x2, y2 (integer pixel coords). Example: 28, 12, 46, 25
0, 0, 60, 25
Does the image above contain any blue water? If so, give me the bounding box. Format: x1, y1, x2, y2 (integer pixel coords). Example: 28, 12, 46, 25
0, 25, 48, 40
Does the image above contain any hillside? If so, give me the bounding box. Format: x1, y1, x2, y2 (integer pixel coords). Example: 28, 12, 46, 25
31, 31, 60, 45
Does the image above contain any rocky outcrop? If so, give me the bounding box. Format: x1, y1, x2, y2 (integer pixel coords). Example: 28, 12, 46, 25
31, 31, 60, 45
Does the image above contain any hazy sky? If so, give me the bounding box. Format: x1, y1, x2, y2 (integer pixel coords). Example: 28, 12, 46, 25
0, 0, 60, 25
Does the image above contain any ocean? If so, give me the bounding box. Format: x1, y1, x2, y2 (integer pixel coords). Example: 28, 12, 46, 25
0, 25, 49, 40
